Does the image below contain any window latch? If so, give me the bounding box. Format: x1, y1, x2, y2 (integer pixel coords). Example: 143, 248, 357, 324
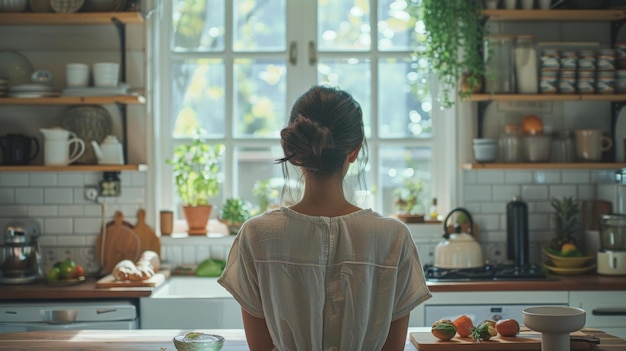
289, 41, 297, 65
308, 41, 317, 65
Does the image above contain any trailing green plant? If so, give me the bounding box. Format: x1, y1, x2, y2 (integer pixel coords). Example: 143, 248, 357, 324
394, 179, 425, 215
166, 128, 224, 207
550, 196, 580, 251
414, 0, 487, 109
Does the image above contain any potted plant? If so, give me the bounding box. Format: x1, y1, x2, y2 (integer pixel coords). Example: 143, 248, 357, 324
218, 198, 252, 235
252, 178, 281, 212
394, 179, 425, 223
547, 196, 582, 256
166, 128, 224, 235
413, 0, 487, 108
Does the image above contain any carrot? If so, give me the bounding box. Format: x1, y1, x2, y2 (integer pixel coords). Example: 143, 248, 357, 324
453, 314, 475, 338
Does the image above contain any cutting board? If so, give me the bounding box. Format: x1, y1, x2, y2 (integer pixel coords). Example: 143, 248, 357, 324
410, 329, 597, 350
96, 270, 171, 288
133, 209, 161, 256
95, 211, 141, 275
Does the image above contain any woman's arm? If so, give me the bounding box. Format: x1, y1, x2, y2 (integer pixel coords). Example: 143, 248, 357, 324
381, 314, 410, 351
242, 308, 275, 351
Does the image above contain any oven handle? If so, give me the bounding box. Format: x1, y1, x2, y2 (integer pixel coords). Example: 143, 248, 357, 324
592, 308, 626, 316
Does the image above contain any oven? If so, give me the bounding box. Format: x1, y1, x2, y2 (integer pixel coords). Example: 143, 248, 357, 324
0, 300, 138, 333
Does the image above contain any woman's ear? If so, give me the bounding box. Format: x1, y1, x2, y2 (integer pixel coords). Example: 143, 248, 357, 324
347, 145, 362, 163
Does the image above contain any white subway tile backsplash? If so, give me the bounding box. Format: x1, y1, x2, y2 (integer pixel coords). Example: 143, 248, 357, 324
0, 189, 15, 204
0, 173, 29, 186
561, 170, 591, 184
521, 185, 549, 200
505, 171, 533, 184
492, 185, 522, 201
56, 234, 89, 246
463, 170, 478, 184
37, 235, 57, 246
44, 218, 73, 234
528, 213, 550, 231
27, 205, 57, 217
30, 173, 58, 186
83, 204, 102, 216
117, 187, 146, 203
131, 172, 147, 186
0, 204, 25, 216
476, 214, 500, 231
477, 171, 505, 184
481, 201, 507, 213
533, 171, 561, 184
45, 188, 75, 203
74, 218, 105, 234
465, 185, 493, 201
58, 173, 86, 186
58, 205, 85, 216
549, 185, 578, 199
14, 188, 44, 203
577, 185, 595, 200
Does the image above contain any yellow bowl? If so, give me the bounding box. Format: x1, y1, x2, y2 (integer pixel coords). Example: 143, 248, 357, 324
542, 247, 593, 268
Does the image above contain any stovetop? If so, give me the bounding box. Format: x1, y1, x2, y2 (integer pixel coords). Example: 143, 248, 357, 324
423, 264, 550, 282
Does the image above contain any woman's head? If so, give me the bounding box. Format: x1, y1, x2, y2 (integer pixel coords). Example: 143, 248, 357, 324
276, 85, 366, 175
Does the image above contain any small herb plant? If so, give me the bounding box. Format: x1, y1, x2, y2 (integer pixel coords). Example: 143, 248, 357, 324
166, 128, 224, 206
394, 179, 425, 215
219, 198, 252, 234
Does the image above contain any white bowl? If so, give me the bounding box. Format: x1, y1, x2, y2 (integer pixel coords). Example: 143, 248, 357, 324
0, 0, 28, 12
473, 143, 497, 162
523, 306, 586, 351
93, 62, 120, 87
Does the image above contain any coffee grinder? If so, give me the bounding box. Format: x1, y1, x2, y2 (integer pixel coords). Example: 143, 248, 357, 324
597, 169, 626, 275
0, 218, 42, 284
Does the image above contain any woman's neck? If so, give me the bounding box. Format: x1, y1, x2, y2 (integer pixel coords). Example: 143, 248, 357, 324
289, 173, 361, 217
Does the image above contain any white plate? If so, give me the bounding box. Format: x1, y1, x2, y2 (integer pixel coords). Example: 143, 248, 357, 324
9, 84, 52, 92
0, 51, 34, 88
8, 91, 60, 98
61, 85, 129, 96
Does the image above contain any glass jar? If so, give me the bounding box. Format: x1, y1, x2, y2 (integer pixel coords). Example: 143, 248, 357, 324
499, 124, 523, 163
514, 35, 538, 93
551, 130, 575, 163
484, 35, 516, 93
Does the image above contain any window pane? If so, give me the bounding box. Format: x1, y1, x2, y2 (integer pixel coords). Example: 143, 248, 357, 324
318, 58, 371, 138
318, 0, 371, 51
378, 58, 432, 138
171, 59, 226, 138
380, 146, 432, 216
234, 0, 286, 52
171, 0, 225, 52
234, 59, 287, 138
377, 0, 419, 51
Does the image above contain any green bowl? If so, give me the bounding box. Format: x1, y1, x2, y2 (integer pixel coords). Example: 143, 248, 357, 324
173, 332, 224, 351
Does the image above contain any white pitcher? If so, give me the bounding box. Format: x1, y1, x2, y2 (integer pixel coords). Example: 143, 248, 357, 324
39, 128, 85, 166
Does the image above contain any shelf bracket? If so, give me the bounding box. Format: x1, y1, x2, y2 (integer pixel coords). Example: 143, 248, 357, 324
612, 102, 625, 162
111, 17, 128, 165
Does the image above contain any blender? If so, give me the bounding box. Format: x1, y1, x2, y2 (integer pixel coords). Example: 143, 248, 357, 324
0, 218, 42, 284
596, 169, 626, 275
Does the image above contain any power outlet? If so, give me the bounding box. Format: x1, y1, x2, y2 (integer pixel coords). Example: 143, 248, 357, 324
84, 186, 99, 201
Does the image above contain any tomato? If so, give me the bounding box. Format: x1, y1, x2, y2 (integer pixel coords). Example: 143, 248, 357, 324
452, 314, 474, 338
46, 267, 60, 282
59, 259, 76, 279
431, 319, 456, 341
74, 264, 85, 278
496, 318, 520, 337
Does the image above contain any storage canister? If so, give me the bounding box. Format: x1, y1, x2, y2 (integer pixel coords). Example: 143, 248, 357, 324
560, 50, 578, 70
551, 130, 575, 163
616, 70, 626, 93
540, 49, 560, 70
558, 70, 576, 94
514, 35, 538, 93
499, 124, 523, 163
577, 71, 595, 94
598, 49, 616, 71
484, 34, 516, 93
540, 70, 558, 94
597, 71, 615, 94
577, 49, 596, 71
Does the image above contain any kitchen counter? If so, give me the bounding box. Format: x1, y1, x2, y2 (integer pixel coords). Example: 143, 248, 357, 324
0, 328, 624, 350
0, 274, 624, 301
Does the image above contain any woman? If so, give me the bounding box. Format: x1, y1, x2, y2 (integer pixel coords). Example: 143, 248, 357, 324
218, 85, 431, 351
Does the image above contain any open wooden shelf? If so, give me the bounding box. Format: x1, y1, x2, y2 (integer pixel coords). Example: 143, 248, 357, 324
0, 12, 144, 25
466, 94, 626, 102
463, 162, 626, 170
482, 9, 626, 22
0, 95, 146, 105
0, 164, 148, 172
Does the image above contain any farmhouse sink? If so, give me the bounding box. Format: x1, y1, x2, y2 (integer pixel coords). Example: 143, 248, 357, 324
139, 277, 242, 329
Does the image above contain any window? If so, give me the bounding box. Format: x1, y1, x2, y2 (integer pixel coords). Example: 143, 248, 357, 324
154, 0, 454, 219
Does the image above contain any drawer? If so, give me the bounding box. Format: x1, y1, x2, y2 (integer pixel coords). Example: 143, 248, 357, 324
569, 291, 626, 328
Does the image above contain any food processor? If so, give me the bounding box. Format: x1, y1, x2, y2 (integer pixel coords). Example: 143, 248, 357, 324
0, 218, 42, 284
596, 169, 626, 275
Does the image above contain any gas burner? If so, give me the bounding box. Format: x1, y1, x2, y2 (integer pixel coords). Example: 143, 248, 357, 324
423, 264, 548, 282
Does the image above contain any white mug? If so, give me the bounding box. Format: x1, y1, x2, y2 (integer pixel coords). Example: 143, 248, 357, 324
504, 0, 517, 9
575, 129, 613, 162
66, 63, 89, 87
44, 139, 85, 166
93, 62, 120, 87
538, 0, 564, 9
521, 0, 534, 9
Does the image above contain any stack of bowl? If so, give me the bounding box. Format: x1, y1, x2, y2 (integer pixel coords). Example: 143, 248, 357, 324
173, 332, 224, 351
542, 247, 595, 275
472, 138, 497, 163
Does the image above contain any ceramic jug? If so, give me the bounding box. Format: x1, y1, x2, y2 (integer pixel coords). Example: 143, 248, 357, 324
91, 135, 124, 165
0, 134, 40, 165
39, 128, 85, 166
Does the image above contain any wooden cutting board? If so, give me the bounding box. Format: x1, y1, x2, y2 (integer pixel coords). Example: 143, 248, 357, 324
96, 270, 171, 288
133, 209, 161, 256
95, 211, 141, 275
410, 329, 597, 350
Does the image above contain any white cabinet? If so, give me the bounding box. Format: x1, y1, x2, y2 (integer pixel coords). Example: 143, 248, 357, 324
569, 291, 626, 339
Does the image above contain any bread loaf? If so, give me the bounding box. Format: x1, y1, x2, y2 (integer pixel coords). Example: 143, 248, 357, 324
112, 251, 161, 281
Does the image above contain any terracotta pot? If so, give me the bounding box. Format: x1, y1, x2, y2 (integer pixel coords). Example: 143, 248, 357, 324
182, 205, 213, 235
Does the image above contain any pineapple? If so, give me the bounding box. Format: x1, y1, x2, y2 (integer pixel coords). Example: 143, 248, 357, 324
550, 196, 580, 253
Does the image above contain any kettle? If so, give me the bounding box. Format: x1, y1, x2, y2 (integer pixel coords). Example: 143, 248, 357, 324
91, 135, 124, 165
434, 207, 484, 269
0, 134, 40, 165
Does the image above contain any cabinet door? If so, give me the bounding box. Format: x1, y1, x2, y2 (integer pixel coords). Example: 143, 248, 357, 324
569, 291, 626, 335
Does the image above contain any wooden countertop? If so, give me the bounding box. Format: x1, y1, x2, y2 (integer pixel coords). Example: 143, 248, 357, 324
0, 274, 624, 301
0, 328, 624, 351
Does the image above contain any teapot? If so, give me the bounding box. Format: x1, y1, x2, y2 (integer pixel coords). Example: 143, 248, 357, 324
91, 135, 124, 165
0, 134, 39, 165
434, 207, 484, 269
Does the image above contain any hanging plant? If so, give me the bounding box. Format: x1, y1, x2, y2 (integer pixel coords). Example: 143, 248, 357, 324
417, 0, 487, 108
